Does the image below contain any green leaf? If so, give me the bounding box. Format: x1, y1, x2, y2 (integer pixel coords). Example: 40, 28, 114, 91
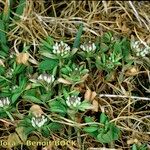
0, 66, 5, 75
121, 38, 131, 60
13, 0, 26, 20
41, 126, 50, 137
22, 89, 43, 104
24, 126, 35, 136
100, 43, 109, 52
40, 52, 58, 59
49, 100, 67, 114
19, 74, 27, 89
0, 92, 11, 97
41, 40, 52, 50
102, 32, 112, 44
78, 101, 92, 111
113, 41, 121, 54
139, 144, 148, 150
0, 19, 9, 56
23, 95, 43, 104
19, 117, 32, 127
2, 0, 12, 23
41, 36, 54, 51
11, 92, 22, 103
97, 123, 120, 143
47, 122, 63, 131
132, 144, 137, 150
0, 109, 8, 118
0, 19, 7, 44
83, 126, 98, 133
99, 113, 108, 124
1, 44, 9, 53
13, 64, 26, 75
97, 132, 111, 143
45, 36, 54, 47
62, 88, 69, 99
132, 144, 148, 150
73, 23, 83, 48
39, 58, 59, 72
95, 36, 100, 50
0, 50, 8, 58
61, 66, 72, 74
50, 106, 67, 114
84, 116, 95, 123
102, 53, 106, 64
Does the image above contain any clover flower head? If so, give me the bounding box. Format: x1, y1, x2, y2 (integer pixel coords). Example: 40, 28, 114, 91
31, 115, 47, 128
80, 41, 96, 52
66, 95, 81, 108
38, 73, 55, 84
10, 85, 18, 90
52, 41, 70, 56
6, 69, 14, 78
0, 97, 10, 107
131, 40, 150, 57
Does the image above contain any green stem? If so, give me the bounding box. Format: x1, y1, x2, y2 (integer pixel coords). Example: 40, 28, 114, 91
0, 75, 11, 83
5, 110, 14, 122
76, 127, 81, 150
58, 58, 63, 95
70, 110, 82, 149
68, 125, 72, 139
87, 57, 92, 70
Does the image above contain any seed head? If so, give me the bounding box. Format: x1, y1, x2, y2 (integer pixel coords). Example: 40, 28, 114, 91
31, 115, 47, 128
66, 95, 81, 108
131, 40, 150, 57
80, 41, 96, 53
52, 41, 70, 56
38, 74, 55, 84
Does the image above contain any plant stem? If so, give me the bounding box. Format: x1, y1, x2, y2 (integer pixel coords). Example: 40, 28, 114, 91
5, 110, 14, 122
87, 57, 92, 70
0, 75, 11, 83
70, 111, 82, 150
76, 127, 81, 150
58, 58, 63, 95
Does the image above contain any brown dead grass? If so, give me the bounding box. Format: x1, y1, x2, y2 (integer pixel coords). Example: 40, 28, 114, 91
8, 1, 150, 46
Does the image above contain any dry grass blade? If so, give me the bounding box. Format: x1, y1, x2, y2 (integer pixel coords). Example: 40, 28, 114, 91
8, 1, 150, 46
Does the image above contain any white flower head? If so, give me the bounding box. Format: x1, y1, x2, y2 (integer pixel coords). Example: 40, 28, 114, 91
31, 115, 47, 128
80, 41, 96, 53
131, 40, 150, 57
66, 95, 81, 109
38, 74, 55, 84
52, 41, 70, 56
10, 85, 18, 91
0, 97, 10, 107
6, 69, 14, 78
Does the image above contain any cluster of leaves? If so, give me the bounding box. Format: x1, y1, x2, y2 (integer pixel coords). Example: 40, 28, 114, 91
39, 32, 132, 81
95, 32, 132, 73
0, 0, 26, 58
131, 144, 148, 150
19, 115, 62, 138
49, 88, 92, 118
83, 113, 120, 144
0, 23, 138, 149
